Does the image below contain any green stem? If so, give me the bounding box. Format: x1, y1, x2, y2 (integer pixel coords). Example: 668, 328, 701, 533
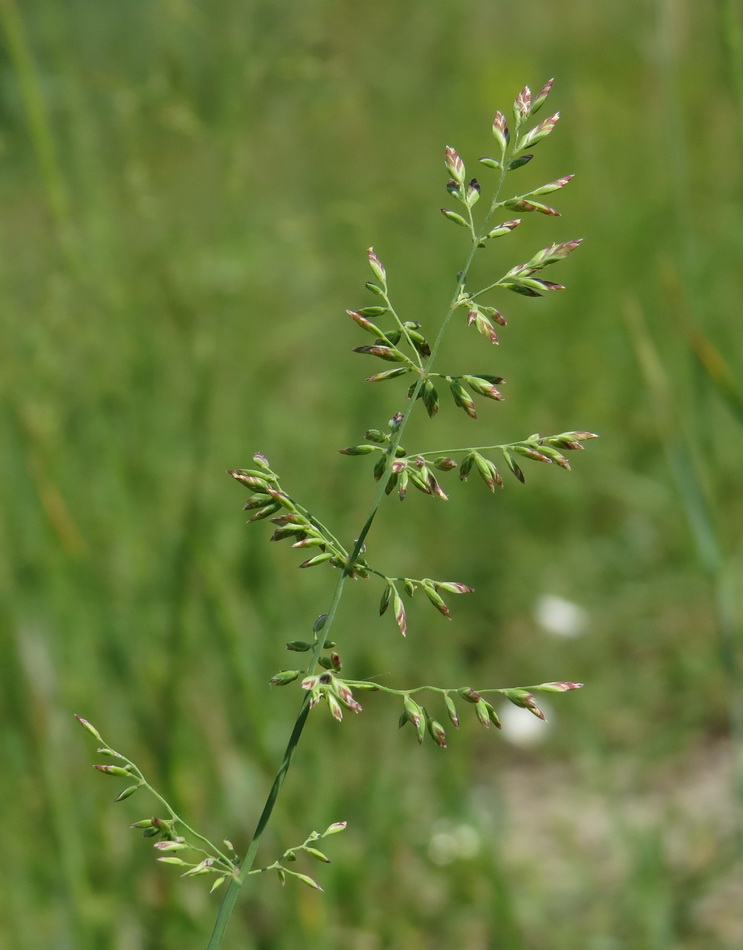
716, 0, 743, 164
382, 295, 425, 370
468, 276, 510, 301
276, 485, 351, 561
343, 681, 533, 697
411, 441, 528, 458
110, 754, 234, 870
206, 143, 514, 950
0, 0, 71, 240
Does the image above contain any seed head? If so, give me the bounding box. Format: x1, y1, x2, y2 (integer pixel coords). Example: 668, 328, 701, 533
444, 145, 465, 184
367, 247, 387, 285
492, 111, 509, 152
427, 717, 448, 748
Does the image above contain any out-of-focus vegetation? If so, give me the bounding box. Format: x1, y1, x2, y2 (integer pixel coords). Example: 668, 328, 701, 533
1, 0, 742, 947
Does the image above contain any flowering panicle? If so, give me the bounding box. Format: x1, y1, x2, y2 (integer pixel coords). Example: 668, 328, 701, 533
80, 81, 595, 944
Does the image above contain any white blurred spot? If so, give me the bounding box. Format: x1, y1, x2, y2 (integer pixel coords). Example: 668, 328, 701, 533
427, 821, 481, 865
534, 594, 587, 638
499, 700, 554, 747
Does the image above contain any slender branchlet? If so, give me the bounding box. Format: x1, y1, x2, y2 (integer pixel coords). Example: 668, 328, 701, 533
78, 79, 597, 950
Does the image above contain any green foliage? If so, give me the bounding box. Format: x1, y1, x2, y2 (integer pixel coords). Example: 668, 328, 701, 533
2, 2, 741, 949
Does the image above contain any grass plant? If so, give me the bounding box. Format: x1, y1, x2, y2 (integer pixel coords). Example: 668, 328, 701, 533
3, 3, 741, 948
77, 80, 597, 948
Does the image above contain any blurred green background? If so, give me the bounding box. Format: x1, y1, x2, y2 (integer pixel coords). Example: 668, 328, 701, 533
2, 0, 742, 947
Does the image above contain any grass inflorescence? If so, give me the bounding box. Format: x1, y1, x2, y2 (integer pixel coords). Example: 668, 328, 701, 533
76, 79, 598, 949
